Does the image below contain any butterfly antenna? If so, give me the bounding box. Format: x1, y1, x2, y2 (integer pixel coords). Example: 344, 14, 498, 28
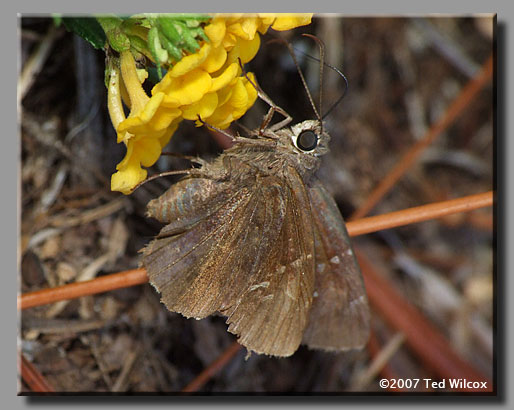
302, 34, 325, 133
280, 38, 322, 124
288, 44, 349, 120
321, 64, 349, 119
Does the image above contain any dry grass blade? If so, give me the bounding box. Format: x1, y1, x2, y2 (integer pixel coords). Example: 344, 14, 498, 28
48, 197, 128, 228
350, 332, 406, 391
350, 54, 493, 221
112, 350, 139, 392
18, 25, 60, 104
366, 331, 402, 388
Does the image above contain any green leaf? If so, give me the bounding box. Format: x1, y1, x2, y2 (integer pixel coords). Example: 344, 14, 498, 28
148, 27, 167, 79
97, 16, 130, 52
159, 33, 183, 61
157, 16, 181, 43
174, 21, 200, 53
62, 17, 106, 49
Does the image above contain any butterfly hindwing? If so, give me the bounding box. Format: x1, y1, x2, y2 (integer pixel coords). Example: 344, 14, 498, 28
302, 178, 370, 351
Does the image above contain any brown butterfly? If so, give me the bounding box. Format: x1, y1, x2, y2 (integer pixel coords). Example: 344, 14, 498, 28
141, 37, 370, 357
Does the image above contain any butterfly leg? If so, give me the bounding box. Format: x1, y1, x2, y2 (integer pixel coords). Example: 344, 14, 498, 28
237, 58, 292, 134
197, 115, 238, 143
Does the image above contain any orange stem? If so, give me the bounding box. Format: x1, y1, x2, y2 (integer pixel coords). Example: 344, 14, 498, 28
20, 353, 55, 393
348, 191, 493, 237
18, 268, 148, 310
181, 341, 242, 392
350, 54, 493, 221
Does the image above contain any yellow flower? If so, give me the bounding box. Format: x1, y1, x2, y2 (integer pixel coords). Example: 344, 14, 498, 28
108, 14, 313, 194
197, 73, 258, 129
109, 51, 181, 194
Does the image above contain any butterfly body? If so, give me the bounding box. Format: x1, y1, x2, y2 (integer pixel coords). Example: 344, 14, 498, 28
142, 118, 370, 357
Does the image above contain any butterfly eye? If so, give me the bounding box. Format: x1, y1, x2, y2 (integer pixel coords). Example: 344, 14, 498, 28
296, 130, 318, 152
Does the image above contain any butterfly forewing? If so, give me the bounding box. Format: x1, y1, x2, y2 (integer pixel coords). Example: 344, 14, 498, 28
143, 181, 254, 318
224, 166, 316, 356
302, 178, 370, 350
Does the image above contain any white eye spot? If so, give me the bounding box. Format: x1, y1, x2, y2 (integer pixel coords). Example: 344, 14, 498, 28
330, 256, 340, 264
346, 249, 353, 256
313, 291, 319, 298
316, 263, 325, 273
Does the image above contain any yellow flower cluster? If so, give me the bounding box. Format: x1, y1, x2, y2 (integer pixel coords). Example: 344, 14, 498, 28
109, 14, 312, 194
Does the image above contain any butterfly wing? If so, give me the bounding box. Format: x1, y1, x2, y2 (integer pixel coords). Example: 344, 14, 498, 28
143, 176, 283, 319
302, 178, 370, 351
143, 165, 315, 356
146, 177, 233, 234
223, 166, 315, 356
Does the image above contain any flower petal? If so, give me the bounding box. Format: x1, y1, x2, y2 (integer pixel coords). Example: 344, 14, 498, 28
204, 18, 226, 48
181, 92, 219, 120
216, 83, 235, 107
225, 14, 244, 24
222, 32, 238, 49
133, 137, 162, 167
169, 42, 212, 77
111, 144, 147, 194
201, 45, 227, 73
242, 73, 258, 111
271, 14, 312, 31
227, 17, 259, 41
229, 78, 250, 114
158, 118, 182, 148
149, 106, 182, 131
138, 92, 165, 123
111, 163, 147, 194
201, 103, 234, 129
210, 62, 239, 92
152, 71, 174, 95
238, 35, 261, 63
162, 68, 212, 106
226, 35, 261, 67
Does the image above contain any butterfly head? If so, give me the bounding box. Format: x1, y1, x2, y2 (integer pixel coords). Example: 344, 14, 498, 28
286, 119, 330, 158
